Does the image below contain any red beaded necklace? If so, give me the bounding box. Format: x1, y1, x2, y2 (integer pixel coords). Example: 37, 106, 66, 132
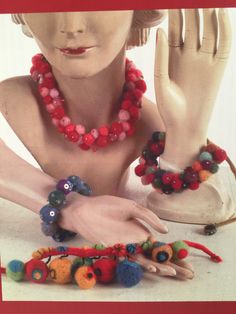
30, 54, 146, 151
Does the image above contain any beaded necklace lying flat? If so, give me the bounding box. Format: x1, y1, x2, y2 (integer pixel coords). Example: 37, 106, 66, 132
1, 238, 221, 289
30, 54, 147, 151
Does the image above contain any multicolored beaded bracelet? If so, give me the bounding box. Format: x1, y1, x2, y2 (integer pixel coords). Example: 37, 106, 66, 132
40, 175, 92, 242
1, 238, 222, 289
135, 132, 228, 194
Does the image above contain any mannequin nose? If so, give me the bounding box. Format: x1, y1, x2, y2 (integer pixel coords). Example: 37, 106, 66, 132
59, 12, 86, 34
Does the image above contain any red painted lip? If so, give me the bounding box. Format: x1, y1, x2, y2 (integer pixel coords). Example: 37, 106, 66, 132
59, 47, 94, 55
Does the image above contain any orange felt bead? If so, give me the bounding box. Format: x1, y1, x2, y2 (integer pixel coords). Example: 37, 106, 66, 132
49, 258, 72, 284
74, 266, 96, 289
192, 161, 203, 172
199, 170, 212, 182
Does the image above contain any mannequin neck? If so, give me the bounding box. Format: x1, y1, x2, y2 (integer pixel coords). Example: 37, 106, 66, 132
52, 46, 127, 129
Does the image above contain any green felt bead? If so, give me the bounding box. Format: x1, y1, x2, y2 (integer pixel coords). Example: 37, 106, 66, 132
6, 260, 25, 281
93, 244, 106, 250
171, 241, 189, 260
210, 163, 219, 173
48, 190, 66, 207
141, 240, 153, 251
145, 167, 156, 175
199, 152, 213, 161
152, 177, 162, 189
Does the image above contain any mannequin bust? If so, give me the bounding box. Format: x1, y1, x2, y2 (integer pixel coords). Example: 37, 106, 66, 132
0, 9, 234, 278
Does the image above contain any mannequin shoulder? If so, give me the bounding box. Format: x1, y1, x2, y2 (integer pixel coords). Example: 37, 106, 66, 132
0, 76, 38, 114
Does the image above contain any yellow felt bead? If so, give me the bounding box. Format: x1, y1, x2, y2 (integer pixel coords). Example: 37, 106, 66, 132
49, 258, 72, 284
199, 170, 212, 182
74, 266, 96, 289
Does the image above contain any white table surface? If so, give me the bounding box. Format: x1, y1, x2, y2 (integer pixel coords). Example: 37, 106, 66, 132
0, 166, 235, 301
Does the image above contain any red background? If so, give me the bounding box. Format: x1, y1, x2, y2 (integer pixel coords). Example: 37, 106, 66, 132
1, 0, 236, 313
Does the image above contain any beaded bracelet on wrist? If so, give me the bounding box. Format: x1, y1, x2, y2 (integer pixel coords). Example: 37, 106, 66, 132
135, 132, 227, 194
40, 175, 92, 242
1, 238, 221, 289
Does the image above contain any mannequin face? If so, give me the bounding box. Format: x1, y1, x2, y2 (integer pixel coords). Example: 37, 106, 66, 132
22, 11, 134, 78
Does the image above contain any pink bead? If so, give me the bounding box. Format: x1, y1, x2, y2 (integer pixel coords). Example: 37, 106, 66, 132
91, 129, 99, 139
52, 118, 59, 126
31, 71, 39, 82
53, 98, 62, 107
59, 116, 71, 127
141, 176, 148, 185
40, 87, 49, 97
45, 72, 53, 78
46, 104, 55, 113
121, 121, 131, 132
50, 88, 59, 98
118, 132, 126, 141
118, 109, 130, 121
76, 124, 86, 135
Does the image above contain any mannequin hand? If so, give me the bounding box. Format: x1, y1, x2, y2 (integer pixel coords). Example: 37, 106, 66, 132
134, 254, 194, 280
155, 8, 232, 136
59, 194, 168, 245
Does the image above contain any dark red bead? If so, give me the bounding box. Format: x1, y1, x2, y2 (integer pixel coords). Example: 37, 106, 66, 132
110, 122, 123, 135
51, 107, 65, 119
134, 164, 146, 177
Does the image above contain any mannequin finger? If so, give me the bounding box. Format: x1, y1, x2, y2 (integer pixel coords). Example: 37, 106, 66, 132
166, 261, 194, 279
172, 259, 194, 272
131, 203, 168, 233
134, 254, 176, 276
154, 28, 170, 87
215, 8, 232, 60
184, 9, 200, 50
168, 9, 183, 47
200, 9, 218, 54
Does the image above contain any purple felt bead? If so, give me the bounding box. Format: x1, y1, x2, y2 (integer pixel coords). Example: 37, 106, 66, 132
40, 205, 59, 224
41, 222, 59, 236
56, 179, 73, 195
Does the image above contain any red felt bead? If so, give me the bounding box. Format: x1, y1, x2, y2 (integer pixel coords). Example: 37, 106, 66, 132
79, 143, 90, 150
177, 249, 188, 259
83, 133, 95, 146
32, 54, 43, 66
128, 106, 140, 120
121, 100, 132, 110
126, 124, 135, 136
135, 164, 147, 177
25, 259, 49, 284
126, 73, 138, 82
133, 89, 143, 101
189, 182, 200, 190
201, 160, 213, 170
170, 174, 183, 190
213, 149, 227, 163
135, 79, 147, 93
96, 136, 108, 147
67, 131, 80, 142
38, 62, 51, 74
43, 95, 53, 104
98, 126, 109, 137
162, 173, 173, 185
205, 144, 217, 153
110, 122, 123, 135
40, 78, 55, 89
183, 168, 199, 183
146, 173, 155, 184
64, 124, 75, 134
92, 258, 117, 283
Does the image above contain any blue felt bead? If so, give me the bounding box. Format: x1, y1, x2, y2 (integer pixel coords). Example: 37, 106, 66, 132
56, 179, 73, 195
78, 182, 92, 196
40, 205, 59, 224
126, 243, 137, 254
41, 221, 59, 236
199, 152, 213, 161
67, 175, 82, 191
116, 260, 143, 287
6, 260, 25, 281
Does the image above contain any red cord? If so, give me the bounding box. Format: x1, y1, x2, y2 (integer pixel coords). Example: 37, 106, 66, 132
184, 240, 222, 263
